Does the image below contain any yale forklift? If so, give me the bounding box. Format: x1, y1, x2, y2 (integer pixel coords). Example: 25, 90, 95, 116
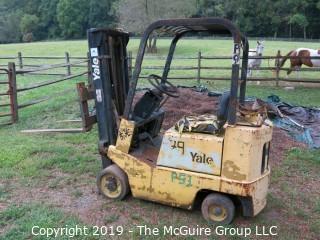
86, 18, 272, 225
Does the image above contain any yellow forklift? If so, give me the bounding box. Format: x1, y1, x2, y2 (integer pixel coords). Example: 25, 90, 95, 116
86, 18, 272, 224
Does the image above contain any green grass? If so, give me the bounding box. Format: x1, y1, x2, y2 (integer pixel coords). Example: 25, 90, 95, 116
287, 148, 320, 165
0, 204, 97, 240
266, 148, 320, 239
315, 198, 320, 213
1, 38, 320, 81
0, 38, 320, 239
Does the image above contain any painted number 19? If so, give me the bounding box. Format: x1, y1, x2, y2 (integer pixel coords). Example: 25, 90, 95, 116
171, 172, 192, 187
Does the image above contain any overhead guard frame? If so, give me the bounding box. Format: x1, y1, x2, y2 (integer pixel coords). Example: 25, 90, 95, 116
123, 17, 249, 125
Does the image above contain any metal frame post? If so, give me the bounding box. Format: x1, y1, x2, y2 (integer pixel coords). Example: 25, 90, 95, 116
239, 36, 249, 104
161, 34, 183, 83
128, 51, 133, 81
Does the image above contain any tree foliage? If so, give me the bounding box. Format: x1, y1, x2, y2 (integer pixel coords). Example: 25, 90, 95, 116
0, 11, 22, 43
20, 14, 39, 34
0, 0, 319, 43
116, 0, 198, 33
116, 0, 197, 52
89, 0, 116, 28
38, 0, 60, 39
57, 0, 89, 39
0, 0, 117, 43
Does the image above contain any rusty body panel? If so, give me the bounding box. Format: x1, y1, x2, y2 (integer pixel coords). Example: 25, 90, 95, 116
222, 122, 272, 181
76, 82, 97, 131
115, 119, 135, 153
107, 118, 272, 216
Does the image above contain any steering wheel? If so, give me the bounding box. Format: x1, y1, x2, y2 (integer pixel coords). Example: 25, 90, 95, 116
148, 74, 179, 98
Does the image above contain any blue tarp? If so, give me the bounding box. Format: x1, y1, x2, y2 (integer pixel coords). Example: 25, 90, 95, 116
267, 95, 320, 148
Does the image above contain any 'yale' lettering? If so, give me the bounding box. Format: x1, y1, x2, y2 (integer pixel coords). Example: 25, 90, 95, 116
91, 51, 101, 81
190, 152, 214, 165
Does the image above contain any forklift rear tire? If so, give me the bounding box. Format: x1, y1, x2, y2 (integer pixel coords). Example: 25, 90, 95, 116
201, 193, 235, 225
97, 164, 129, 200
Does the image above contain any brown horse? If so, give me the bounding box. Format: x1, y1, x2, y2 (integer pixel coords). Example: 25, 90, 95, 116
279, 48, 320, 75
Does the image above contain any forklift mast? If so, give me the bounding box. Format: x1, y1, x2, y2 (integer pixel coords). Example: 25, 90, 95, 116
88, 29, 130, 168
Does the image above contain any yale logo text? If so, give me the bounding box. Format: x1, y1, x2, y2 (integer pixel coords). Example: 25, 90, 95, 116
190, 152, 214, 165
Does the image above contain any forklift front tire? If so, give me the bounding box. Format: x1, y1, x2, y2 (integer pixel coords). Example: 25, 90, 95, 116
97, 164, 129, 200
201, 193, 235, 225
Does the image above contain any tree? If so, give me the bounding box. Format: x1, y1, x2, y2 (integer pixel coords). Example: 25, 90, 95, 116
37, 0, 60, 39
0, 11, 22, 43
199, 0, 259, 35
57, 0, 90, 39
289, 14, 309, 39
198, 0, 225, 17
1, 0, 320, 43
20, 14, 39, 42
89, 0, 116, 28
115, 0, 198, 53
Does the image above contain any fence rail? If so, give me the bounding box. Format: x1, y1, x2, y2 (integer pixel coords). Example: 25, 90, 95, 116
0, 52, 90, 125
1, 49, 320, 126
130, 50, 320, 86
0, 52, 89, 76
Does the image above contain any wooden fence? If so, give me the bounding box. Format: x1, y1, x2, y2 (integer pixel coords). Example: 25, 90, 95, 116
0, 52, 89, 76
0, 53, 89, 126
135, 50, 320, 86
1, 50, 320, 126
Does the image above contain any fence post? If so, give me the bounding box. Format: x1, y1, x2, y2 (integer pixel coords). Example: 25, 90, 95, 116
197, 51, 201, 85
128, 51, 133, 81
275, 50, 281, 87
65, 52, 71, 76
8, 62, 18, 123
18, 52, 23, 69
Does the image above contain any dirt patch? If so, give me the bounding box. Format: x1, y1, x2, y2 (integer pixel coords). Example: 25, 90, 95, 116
135, 88, 218, 130
161, 89, 219, 130
269, 127, 305, 164
4, 172, 103, 224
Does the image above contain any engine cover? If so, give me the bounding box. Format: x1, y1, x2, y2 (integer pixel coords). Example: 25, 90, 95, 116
157, 126, 223, 175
